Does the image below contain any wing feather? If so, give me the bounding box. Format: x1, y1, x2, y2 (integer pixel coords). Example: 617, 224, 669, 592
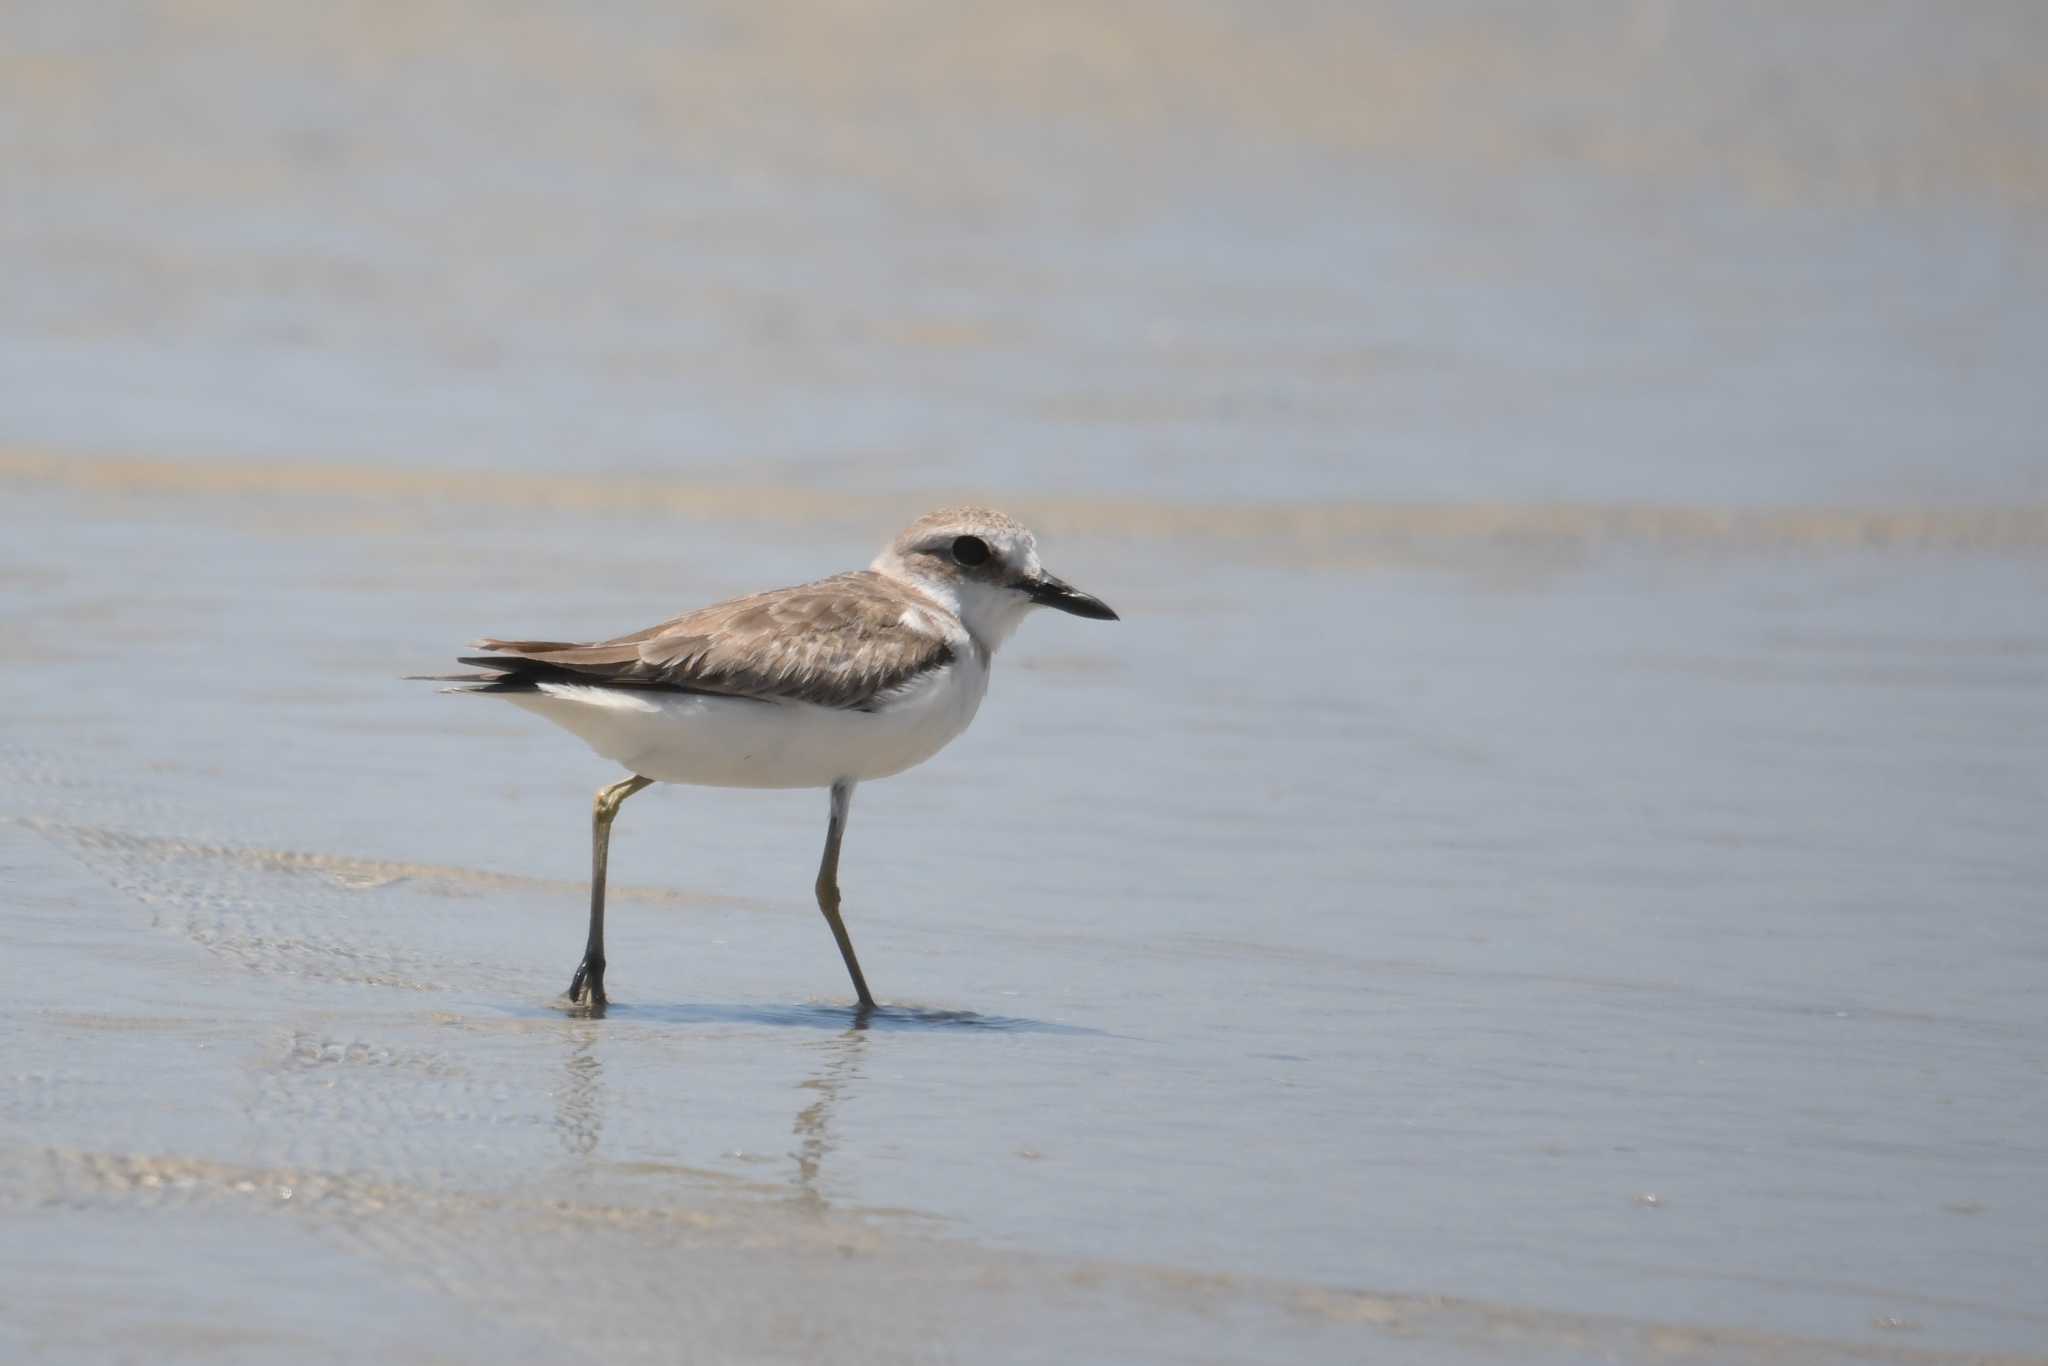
466, 572, 954, 709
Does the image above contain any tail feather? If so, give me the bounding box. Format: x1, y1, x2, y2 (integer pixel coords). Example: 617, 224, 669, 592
416, 632, 692, 695
403, 668, 538, 695
414, 653, 682, 694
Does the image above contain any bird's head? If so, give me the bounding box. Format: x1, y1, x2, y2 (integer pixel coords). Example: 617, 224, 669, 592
873, 506, 1118, 652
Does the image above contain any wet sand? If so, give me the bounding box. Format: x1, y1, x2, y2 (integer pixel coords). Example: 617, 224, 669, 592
5, 3, 2048, 1363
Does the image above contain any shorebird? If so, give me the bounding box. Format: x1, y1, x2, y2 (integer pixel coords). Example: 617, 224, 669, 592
421, 508, 1117, 1013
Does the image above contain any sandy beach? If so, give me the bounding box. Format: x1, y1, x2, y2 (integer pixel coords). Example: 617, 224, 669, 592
4, 3, 2047, 1362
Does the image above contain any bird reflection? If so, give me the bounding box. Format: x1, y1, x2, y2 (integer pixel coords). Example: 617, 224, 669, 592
554, 1022, 604, 1155
547, 1006, 878, 1197
789, 1019, 869, 1212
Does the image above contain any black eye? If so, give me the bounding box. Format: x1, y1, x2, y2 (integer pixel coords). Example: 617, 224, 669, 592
951, 535, 990, 567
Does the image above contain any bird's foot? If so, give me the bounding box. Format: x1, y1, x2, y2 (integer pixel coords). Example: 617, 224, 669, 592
564, 957, 607, 1016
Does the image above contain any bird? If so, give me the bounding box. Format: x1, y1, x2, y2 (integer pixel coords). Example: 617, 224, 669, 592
418, 507, 1118, 1014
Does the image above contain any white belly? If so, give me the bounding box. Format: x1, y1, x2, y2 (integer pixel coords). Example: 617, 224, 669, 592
500, 656, 989, 789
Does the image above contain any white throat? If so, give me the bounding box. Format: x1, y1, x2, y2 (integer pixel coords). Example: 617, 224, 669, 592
873, 556, 1034, 657
946, 576, 1035, 653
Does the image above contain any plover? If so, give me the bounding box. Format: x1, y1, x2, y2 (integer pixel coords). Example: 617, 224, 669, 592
421, 507, 1116, 1013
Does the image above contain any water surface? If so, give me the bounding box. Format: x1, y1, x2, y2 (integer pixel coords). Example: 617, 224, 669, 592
3, 3, 2046, 1362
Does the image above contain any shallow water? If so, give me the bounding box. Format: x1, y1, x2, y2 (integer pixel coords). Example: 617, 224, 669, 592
4, 3, 2048, 1363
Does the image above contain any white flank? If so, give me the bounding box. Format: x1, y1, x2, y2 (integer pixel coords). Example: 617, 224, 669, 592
506, 648, 990, 789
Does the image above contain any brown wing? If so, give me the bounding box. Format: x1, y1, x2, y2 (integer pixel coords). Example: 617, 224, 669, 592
460, 572, 955, 710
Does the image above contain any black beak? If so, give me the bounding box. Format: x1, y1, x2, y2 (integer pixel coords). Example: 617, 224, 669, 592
1026, 572, 1119, 621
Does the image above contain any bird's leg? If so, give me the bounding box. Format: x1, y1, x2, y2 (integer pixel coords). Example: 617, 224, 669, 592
568, 774, 654, 1012
815, 778, 875, 1011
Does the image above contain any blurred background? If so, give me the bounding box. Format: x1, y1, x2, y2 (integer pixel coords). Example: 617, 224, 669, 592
8, 0, 2045, 504
3, 3, 2045, 1364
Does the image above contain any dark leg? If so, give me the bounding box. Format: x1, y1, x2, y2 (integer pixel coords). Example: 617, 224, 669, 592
815, 778, 875, 1010
567, 774, 654, 1011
